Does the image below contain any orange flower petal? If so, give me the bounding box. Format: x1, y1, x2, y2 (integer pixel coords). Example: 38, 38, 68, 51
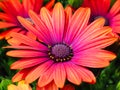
25, 61, 53, 83
53, 63, 66, 88
64, 62, 81, 85
0, 22, 16, 29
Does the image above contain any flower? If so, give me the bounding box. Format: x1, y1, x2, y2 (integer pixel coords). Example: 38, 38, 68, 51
6, 2, 117, 89
7, 80, 32, 90
82, 0, 120, 37
0, 0, 55, 40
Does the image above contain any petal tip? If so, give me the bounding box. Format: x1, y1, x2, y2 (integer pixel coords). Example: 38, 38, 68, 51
17, 16, 23, 21
97, 17, 106, 24
29, 9, 38, 17
55, 2, 63, 8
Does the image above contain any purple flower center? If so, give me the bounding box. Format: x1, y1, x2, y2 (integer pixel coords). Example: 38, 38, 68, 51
48, 44, 73, 62
52, 44, 70, 57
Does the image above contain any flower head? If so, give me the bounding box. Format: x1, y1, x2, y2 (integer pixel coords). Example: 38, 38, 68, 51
6, 2, 117, 88
82, 0, 120, 37
8, 80, 32, 90
0, 0, 55, 40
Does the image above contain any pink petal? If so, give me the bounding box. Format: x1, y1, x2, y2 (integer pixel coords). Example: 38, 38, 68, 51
72, 26, 112, 47
53, 63, 66, 88
84, 37, 117, 50
81, 26, 112, 41
71, 18, 105, 46
38, 64, 55, 87
9, 32, 47, 50
64, 6, 72, 33
9, 0, 23, 15
52, 2, 65, 43
110, 14, 120, 33
64, 7, 90, 44
33, 0, 43, 13
96, 0, 110, 15
10, 57, 49, 69
64, 62, 81, 85
112, 27, 120, 34
72, 49, 116, 68
6, 50, 47, 58
72, 36, 117, 51
83, 0, 110, 16
109, 0, 120, 17
19, 11, 51, 44
4, 46, 42, 51
111, 14, 120, 22
73, 65, 96, 84
73, 57, 110, 68
40, 7, 54, 43
74, 18, 105, 40
25, 61, 53, 83
74, 49, 116, 61
1, 0, 19, 16
26, 31, 36, 40
23, 0, 34, 15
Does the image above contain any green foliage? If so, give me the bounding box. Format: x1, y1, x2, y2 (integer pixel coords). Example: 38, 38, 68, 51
90, 59, 120, 90
116, 81, 120, 90
68, 0, 83, 8
0, 78, 12, 90
57, 0, 68, 7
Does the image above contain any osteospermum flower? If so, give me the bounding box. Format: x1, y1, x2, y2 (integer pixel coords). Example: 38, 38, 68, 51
82, 0, 120, 37
0, 0, 55, 40
8, 80, 32, 90
6, 2, 117, 88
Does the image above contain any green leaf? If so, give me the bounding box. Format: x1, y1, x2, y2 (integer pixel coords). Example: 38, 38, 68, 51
68, 0, 83, 8
68, 0, 74, 5
0, 78, 12, 90
116, 81, 120, 90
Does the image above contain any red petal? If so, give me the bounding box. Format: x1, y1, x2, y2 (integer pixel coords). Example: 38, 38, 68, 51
0, 22, 16, 29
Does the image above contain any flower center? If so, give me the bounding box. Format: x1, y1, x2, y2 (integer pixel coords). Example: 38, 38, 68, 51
94, 16, 109, 26
48, 44, 73, 62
